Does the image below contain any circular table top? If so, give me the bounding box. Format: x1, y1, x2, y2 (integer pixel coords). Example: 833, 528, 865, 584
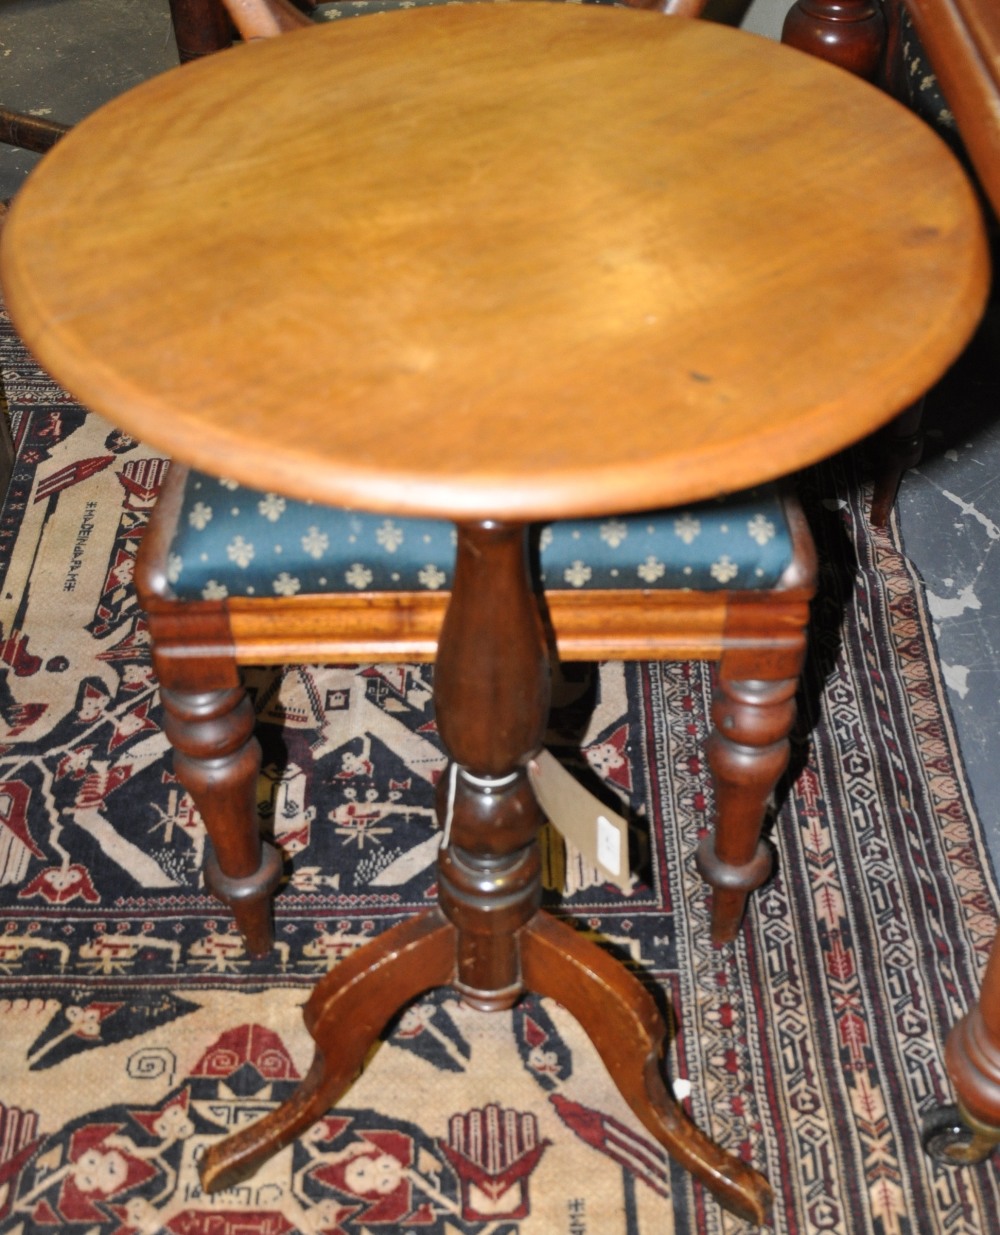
0, 4, 989, 520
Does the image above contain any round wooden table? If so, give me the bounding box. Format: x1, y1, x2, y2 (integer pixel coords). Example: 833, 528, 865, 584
1, 3, 989, 1223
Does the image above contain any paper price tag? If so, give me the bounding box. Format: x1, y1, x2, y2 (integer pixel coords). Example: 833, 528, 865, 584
527, 749, 631, 892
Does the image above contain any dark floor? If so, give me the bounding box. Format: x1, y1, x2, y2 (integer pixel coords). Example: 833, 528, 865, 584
3, 0, 1000, 875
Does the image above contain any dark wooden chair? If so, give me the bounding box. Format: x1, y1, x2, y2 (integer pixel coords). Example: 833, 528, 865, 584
784, 0, 1000, 1177
783, 0, 998, 524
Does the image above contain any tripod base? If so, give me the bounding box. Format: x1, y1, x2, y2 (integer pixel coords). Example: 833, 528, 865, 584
199, 907, 772, 1224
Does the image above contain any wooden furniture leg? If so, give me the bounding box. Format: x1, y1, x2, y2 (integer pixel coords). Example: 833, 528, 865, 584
159, 679, 282, 956
923, 930, 1000, 1164
198, 519, 773, 1222
521, 912, 771, 1222
0, 109, 66, 153
201, 907, 457, 1190
168, 0, 234, 61
871, 397, 925, 528
698, 669, 799, 946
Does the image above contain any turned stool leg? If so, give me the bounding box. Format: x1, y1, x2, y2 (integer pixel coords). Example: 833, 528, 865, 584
697, 671, 798, 946
159, 682, 282, 955
923, 929, 1000, 1164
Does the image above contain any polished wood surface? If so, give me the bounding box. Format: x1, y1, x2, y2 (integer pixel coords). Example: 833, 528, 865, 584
1, 6, 988, 521
906, 0, 1000, 217
781, 0, 886, 78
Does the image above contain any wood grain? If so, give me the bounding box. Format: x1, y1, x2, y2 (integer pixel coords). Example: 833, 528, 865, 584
1, 5, 988, 520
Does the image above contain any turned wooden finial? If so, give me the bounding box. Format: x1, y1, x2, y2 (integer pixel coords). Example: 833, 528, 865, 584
782, 0, 886, 81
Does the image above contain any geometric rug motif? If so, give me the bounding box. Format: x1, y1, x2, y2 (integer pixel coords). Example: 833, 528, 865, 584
2, 304, 999, 1233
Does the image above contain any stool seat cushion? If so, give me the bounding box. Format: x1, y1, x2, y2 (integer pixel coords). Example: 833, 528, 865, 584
163, 470, 796, 601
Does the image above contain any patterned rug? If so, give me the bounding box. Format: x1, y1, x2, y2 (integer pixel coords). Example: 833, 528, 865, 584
1, 303, 999, 1235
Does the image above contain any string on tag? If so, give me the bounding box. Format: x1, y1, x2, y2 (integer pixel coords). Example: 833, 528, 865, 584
440, 761, 459, 851
440, 765, 519, 851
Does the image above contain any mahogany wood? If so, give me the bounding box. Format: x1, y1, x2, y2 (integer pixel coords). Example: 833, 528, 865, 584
168, 0, 235, 60
781, 0, 885, 78
159, 684, 281, 955
945, 932, 1000, 1144
0, 108, 67, 153
1, 2, 989, 1219
904, 0, 1000, 218
200, 908, 458, 1192
521, 910, 772, 1223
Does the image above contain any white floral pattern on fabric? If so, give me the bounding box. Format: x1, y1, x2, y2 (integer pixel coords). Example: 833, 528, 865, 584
226, 536, 255, 568
747, 514, 775, 546
188, 501, 212, 530
418, 565, 447, 591
168, 473, 795, 599
302, 527, 329, 559
638, 556, 666, 583
376, 520, 405, 552
273, 572, 301, 596
258, 493, 287, 522
600, 519, 628, 548
346, 563, 374, 590
167, 553, 182, 584
710, 555, 739, 583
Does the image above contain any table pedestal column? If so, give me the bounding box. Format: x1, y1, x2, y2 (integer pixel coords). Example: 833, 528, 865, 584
199, 521, 772, 1223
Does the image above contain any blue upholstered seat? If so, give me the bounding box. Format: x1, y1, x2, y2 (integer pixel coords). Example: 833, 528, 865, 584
165, 469, 795, 600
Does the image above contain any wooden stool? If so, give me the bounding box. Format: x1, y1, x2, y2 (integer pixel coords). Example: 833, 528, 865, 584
0, 4, 988, 1221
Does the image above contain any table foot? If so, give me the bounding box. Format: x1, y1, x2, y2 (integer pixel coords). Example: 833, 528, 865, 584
199, 907, 456, 1193
520, 910, 772, 1224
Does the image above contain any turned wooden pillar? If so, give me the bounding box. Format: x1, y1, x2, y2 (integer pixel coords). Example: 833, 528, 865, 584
434, 522, 549, 1010
159, 683, 282, 955
697, 672, 799, 945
